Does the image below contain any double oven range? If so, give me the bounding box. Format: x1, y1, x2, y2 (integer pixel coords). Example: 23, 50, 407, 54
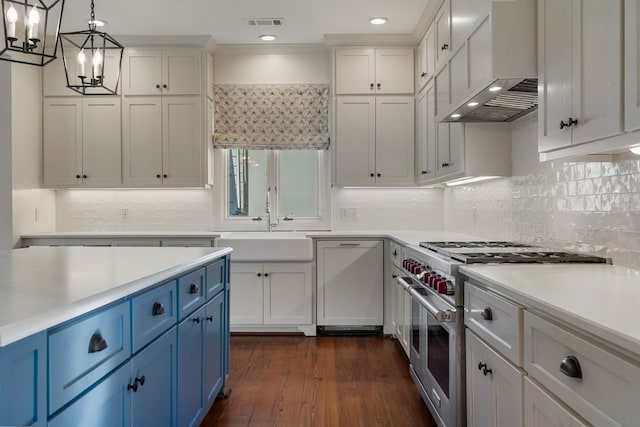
398, 241, 609, 427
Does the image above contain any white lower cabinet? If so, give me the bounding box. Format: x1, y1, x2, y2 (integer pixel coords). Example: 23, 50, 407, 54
316, 240, 384, 326
466, 329, 523, 427
524, 378, 588, 427
229, 262, 313, 333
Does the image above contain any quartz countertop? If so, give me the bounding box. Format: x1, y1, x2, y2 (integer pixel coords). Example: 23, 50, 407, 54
21, 230, 482, 247
459, 264, 640, 358
0, 246, 232, 347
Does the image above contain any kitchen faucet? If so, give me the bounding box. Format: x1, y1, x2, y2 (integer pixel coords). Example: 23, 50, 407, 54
265, 186, 278, 232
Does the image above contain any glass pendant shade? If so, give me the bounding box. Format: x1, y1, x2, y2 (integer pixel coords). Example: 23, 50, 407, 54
1, 0, 65, 66
58, 0, 123, 95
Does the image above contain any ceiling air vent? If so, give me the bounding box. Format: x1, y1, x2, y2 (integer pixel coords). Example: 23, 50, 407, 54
246, 18, 284, 26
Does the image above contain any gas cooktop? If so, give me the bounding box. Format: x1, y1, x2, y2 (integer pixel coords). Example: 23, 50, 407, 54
419, 241, 535, 250
451, 251, 610, 264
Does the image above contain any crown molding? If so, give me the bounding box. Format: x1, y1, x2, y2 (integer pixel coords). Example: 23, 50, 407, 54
323, 34, 418, 47
214, 43, 328, 55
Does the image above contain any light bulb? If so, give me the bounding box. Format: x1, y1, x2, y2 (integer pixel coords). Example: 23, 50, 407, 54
27, 4, 39, 40
6, 3, 18, 39
77, 49, 87, 77
92, 50, 103, 78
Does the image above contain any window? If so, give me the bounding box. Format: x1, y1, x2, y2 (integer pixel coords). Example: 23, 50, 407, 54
216, 148, 330, 231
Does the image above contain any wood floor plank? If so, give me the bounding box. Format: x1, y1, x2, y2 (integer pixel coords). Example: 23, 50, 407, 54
202, 335, 436, 427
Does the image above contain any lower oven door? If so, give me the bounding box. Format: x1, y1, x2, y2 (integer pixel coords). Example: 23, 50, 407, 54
408, 286, 458, 427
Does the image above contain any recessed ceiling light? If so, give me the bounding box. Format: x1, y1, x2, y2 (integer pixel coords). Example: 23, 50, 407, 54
467, 101, 479, 107
630, 145, 640, 155
450, 113, 462, 119
259, 34, 277, 41
369, 17, 389, 25
489, 86, 502, 92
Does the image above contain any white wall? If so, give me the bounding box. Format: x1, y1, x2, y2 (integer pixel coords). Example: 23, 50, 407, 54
0, 62, 12, 250
12, 63, 56, 246
444, 112, 640, 269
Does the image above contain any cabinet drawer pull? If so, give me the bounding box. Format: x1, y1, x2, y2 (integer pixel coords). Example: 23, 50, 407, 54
560, 355, 582, 379
559, 117, 578, 130
88, 332, 108, 353
189, 283, 199, 294
339, 243, 361, 247
152, 302, 165, 316
480, 307, 493, 321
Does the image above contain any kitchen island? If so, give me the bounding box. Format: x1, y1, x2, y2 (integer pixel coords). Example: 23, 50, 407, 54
0, 246, 232, 427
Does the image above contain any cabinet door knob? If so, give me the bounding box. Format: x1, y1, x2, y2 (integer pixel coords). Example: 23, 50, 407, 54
370, 83, 374, 89
88, 332, 108, 353
441, 43, 449, 51
82, 174, 87, 179
377, 173, 381, 177
152, 302, 165, 316
163, 174, 168, 178
206, 315, 213, 322
156, 84, 160, 89
189, 283, 199, 294
192, 317, 201, 324
560, 118, 578, 130
421, 170, 428, 174
257, 273, 262, 277
480, 307, 493, 321
421, 72, 426, 77
163, 84, 167, 89
377, 83, 381, 89
76, 174, 81, 179
135, 375, 145, 386
370, 173, 375, 177
560, 355, 582, 379
264, 273, 269, 277
127, 381, 139, 392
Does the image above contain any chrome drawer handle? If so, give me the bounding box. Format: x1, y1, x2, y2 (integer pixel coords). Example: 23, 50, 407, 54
152, 302, 165, 316
88, 332, 108, 353
480, 307, 493, 321
560, 355, 582, 379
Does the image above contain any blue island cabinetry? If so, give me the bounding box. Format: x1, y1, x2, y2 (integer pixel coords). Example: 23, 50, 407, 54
0, 254, 230, 427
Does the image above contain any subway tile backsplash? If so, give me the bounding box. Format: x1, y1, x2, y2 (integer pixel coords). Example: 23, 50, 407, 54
445, 117, 640, 269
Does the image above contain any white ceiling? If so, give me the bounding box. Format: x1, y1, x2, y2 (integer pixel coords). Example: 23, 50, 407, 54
60, 0, 431, 45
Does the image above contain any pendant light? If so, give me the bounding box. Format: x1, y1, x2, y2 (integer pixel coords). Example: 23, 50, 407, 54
58, 0, 123, 95
1, 0, 65, 66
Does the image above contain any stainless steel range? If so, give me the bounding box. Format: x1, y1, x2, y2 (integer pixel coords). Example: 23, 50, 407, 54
399, 241, 609, 427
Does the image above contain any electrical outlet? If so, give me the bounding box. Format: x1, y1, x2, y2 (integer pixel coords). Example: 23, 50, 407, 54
35, 208, 41, 222
121, 209, 129, 222
340, 207, 358, 220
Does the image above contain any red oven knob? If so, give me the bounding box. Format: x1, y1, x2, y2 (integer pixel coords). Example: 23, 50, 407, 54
421, 271, 431, 283
413, 264, 423, 274
437, 279, 447, 294
429, 275, 438, 288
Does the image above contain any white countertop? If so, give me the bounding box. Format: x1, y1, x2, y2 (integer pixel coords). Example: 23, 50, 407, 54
459, 264, 640, 357
21, 230, 482, 247
0, 246, 232, 347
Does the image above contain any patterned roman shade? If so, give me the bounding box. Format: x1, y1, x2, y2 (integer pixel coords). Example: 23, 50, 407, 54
213, 84, 330, 150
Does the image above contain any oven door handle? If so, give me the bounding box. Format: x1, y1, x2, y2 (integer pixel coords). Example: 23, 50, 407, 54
408, 287, 456, 323
396, 276, 413, 292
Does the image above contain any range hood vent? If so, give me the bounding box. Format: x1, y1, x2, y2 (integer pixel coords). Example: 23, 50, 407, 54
442, 78, 538, 123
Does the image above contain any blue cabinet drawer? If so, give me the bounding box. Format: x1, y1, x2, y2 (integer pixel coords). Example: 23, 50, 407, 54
48, 301, 131, 414
178, 267, 206, 320
206, 259, 225, 300
48, 360, 131, 427
131, 280, 177, 353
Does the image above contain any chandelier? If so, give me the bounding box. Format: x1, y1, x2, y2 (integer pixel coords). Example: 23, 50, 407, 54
58, 0, 123, 95
1, 0, 65, 66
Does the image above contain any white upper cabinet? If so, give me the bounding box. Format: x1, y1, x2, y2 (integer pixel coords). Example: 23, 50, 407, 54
416, 26, 436, 91
434, 0, 452, 69
335, 96, 415, 186
122, 96, 202, 187
626, 0, 640, 132
538, 0, 623, 156
43, 98, 121, 188
122, 48, 202, 96
335, 48, 414, 95
416, 83, 437, 184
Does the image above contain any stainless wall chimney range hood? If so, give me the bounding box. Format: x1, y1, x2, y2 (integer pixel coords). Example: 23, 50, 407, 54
434, 1, 538, 124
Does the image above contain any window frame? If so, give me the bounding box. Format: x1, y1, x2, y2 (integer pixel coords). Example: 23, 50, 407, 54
213, 148, 331, 231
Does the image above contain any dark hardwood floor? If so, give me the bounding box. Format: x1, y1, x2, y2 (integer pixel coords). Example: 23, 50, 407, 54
201, 335, 436, 427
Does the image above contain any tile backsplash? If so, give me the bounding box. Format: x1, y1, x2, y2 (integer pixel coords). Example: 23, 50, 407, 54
445, 113, 640, 269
